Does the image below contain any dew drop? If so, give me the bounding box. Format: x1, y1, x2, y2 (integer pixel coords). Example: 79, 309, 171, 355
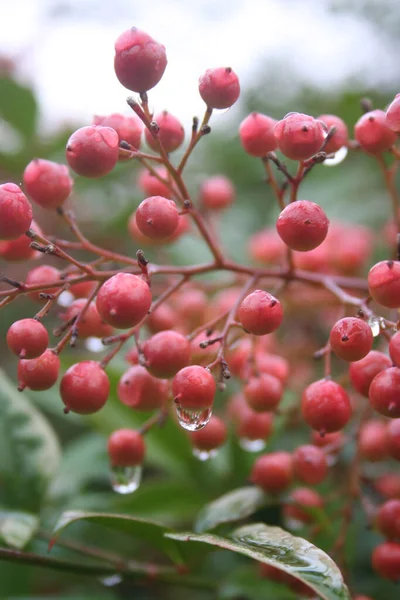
175, 404, 212, 431
110, 464, 142, 494
368, 315, 382, 337
323, 145, 348, 167
239, 438, 266, 452
100, 574, 123, 587
57, 290, 74, 307
285, 516, 304, 531
192, 447, 218, 461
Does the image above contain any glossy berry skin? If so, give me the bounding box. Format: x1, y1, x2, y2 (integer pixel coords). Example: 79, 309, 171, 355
243, 373, 283, 412
66, 126, 119, 178
292, 444, 328, 485
349, 351, 392, 397
389, 331, 400, 367
359, 420, 388, 461
114, 27, 167, 93
200, 176, 235, 210
317, 114, 349, 153
377, 499, 400, 539
239, 290, 283, 336
118, 365, 169, 411
138, 167, 173, 198
93, 113, 143, 149
7, 318, 49, 359
145, 111, 185, 153
0, 219, 42, 262
198, 67, 240, 109
189, 415, 227, 451
60, 361, 110, 414
25, 265, 61, 302
388, 420, 400, 460
250, 451, 293, 493
108, 429, 145, 466
239, 112, 277, 157
96, 273, 152, 329
64, 300, 113, 339
276, 200, 329, 252
135, 196, 179, 241
354, 109, 397, 154
329, 317, 373, 362
143, 330, 191, 378
23, 159, 73, 209
284, 487, 324, 524
369, 367, 400, 418
368, 260, 400, 308
18, 349, 60, 391
372, 541, 400, 581
0, 183, 32, 240
274, 113, 326, 161
386, 93, 400, 132
301, 379, 352, 433
172, 365, 216, 410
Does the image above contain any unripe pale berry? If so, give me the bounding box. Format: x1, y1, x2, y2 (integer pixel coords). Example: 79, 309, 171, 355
96, 273, 152, 329
372, 541, 400, 581
369, 367, 400, 418
276, 200, 329, 252
0, 183, 32, 240
354, 109, 397, 154
189, 415, 227, 451
386, 93, 400, 132
250, 451, 293, 493
118, 365, 169, 411
7, 318, 49, 359
349, 350, 392, 397
200, 175, 235, 210
283, 487, 324, 524
388, 420, 400, 460
376, 499, 400, 540
239, 290, 283, 335
292, 444, 328, 485
145, 111, 185, 153
243, 373, 283, 412
64, 299, 113, 339
114, 27, 167, 93
25, 265, 61, 302
198, 67, 240, 109
389, 331, 400, 366
18, 349, 60, 391
359, 420, 388, 461
143, 330, 191, 378
137, 167, 173, 198
66, 126, 119, 178
274, 113, 326, 161
301, 379, 352, 433
317, 114, 349, 153
368, 260, 400, 308
23, 159, 73, 209
172, 365, 216, 409
93, 113, 143, 149
135, 196, 179, 240
239, 112, 277, 157
329, 317, 373, 362
60, 361, 110, 414
0, 219, 43, 262
108, 429, 145, 466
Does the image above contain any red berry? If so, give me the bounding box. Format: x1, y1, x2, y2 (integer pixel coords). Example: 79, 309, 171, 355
248, 228, 286, 264
255, 352, 289, 384
389, 332, 400, 366
375, 474, 400, 499
349, 350, 392, 397
353, 596, 374, 600
198, 67, 240, 109
145, 303, 177, 333
143, 330, 191, 378
172, 365, 216, 410
368, 260, 400, 308
60, 361, 110, 414
66, 126, 119, 178
250, 451, 293, 493
292, 444, 328, 485
93, 113, 143, 149
7, 318, 49, 359
114, 27, 167, 93
388, 420, 400, 460
276, 200, 329, 252
369, 367, 400, 417
25, 265, 61, 302
18, 349, 60, 391
274, 113, 326, 161
67, 277, 96, 299
386, 93, 400, 132
359, 420, 388, 461
135, 195, 179, 241
23, 159, 73, 209
137, 167, 173, 198
311, 430, 343, 449
239, 112, 277, 157
377, 499, 400, 539
243, 373, 283, 412
317, 114, 348, 153
329, 317, 373, 362
173, 288, 207, 329
355, 109, 397, 154
189, 415, 227, 451
301, 379, 352, 433
64, 299, 113, 339
0, 183, 32, 240
200, 175, 235, 210
239, 290, 283, 336
96, 273, 152, 329
108, 429, 145, 466
236, 403, 274, 441
0, 219, 43, 262
284, 487, 323, 524
372, 541, 400, 581
118, 365, 169, 411
145, 111, 185, 153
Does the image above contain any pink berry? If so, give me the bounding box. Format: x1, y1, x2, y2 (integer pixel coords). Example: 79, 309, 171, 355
25, 265, 61, 302
0, 219, 43, 262
274, 113, 326, 161
239, 112, 277, 157
143, 330, 191, 378
239, 290, 283, 336
359, 420, 388, 461
198, 67, 240, 109
172, 365, 216, 410
292, 444, 328, 485
329, 317, 373, 362
96, 273, 152, 329
64, 299, 114, 339
137, 167, 173, 198
7, 318, 49, 359
145, 111, 185, 153
248, 228, 286, 264
0, 183, 32, 240
355, 109, 397, 154
386, 93, 400, 132
23, 159, 73, 209
244, 373, 283, 412
317, 114, 348, 153
118, 365, 169, 411
276, 200, 329, 252
301, 379, 352, 433
108, 429, 145, 466
189, 415, 227, 451
60, 361, 110, 414
283, 487, 323, 524
368, 260, 400, 308
349, 350, 392, 397
66, 126, 119, 178
369, 367, 400, 418
93, 113, 143, 149
250, 451, 293, 493
18, 349, 60, 391
200, 175, 235, 210
135, 195, 179, 241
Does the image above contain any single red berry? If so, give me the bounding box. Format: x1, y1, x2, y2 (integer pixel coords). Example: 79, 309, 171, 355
239, 290, 283, 336
114, 27, 167, 93
386, 93, 400, 132
189, 415, 227, 451
198, 67, 240, 109
18, 349, 60, 391
372, 541, 400, 581
137, 167, 173, 198
369, 367, 400, 417
0, 219, 43, 262
143, 330, 191, 378
0, 183, 32, 240
145, 111, 185, 153
377, 499, 400, 539
283, 487, 323, 524
248, 228, 286, 264
243, 373, 283, 412
135, 195, 179, 241
66, 126, 119, 178
108, 429, 145, 466
311, 430, 344, 449
301, 379, 352, 433
276, 200, 329, 252
317, 114, 349, 153
93, 113, 143, 149
292, 444, 328, 485
145, 303, 177, 333
25, 265, 61, 302
355, 109, 397, 154
239, 112, 277, 157
359, 420, 388, 461
274, 113, 326, 161
250, 451, 293, 493
64, 299, 114, 339
368, 260, 400, 308
329, 317, 373, 362
118, 365, 169, 411
349, 350, 392, 397
60, 361, 110, 414
388, 419, 400, 460
389, 331, 400, 366
96, 273, 152, 329
23, 159, 73, 209
375, 474, 400, 499
172, 365, 216, 409
7, 318, 49, 359
67, 276, 96, 299
236, 402, 274, 441
173, 288, 207, 329
255, 352, 290, 384
200, 175, 235, 210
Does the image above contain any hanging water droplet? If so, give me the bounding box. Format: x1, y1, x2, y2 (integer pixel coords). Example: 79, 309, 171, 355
85, 336, 105, 353
239, 438, 266, 452
322, 145, 348, 167
57, 290, 74, 307
192, 447, 218, 461
368, 316, 382, 337
110, 464, 142, 494
175, 404, 212, 431
100, 574, 123, 587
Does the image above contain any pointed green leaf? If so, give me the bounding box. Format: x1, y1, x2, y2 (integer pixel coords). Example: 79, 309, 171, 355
0, 511, 39, 549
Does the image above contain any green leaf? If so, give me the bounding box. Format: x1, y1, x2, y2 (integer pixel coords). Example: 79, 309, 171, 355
0, 511, 39, 549
195, 486, 271, 533
0, 77, 37, 138
167, 523, 351, 600
0, 370, 61, 512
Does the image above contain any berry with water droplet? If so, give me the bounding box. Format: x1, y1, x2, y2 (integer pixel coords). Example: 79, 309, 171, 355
243, 373, 283, 412
274, 113, 326, 161
7, 318, 49, 359
172, 365, 216, 410
189, 415, 227, 451
317, 114, 348, 153
108, 429, 145, 466
96, 273, 152, 329
60, 361, 110, 414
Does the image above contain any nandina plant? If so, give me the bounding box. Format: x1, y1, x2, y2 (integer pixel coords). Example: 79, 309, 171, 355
1, 24, 400, 600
